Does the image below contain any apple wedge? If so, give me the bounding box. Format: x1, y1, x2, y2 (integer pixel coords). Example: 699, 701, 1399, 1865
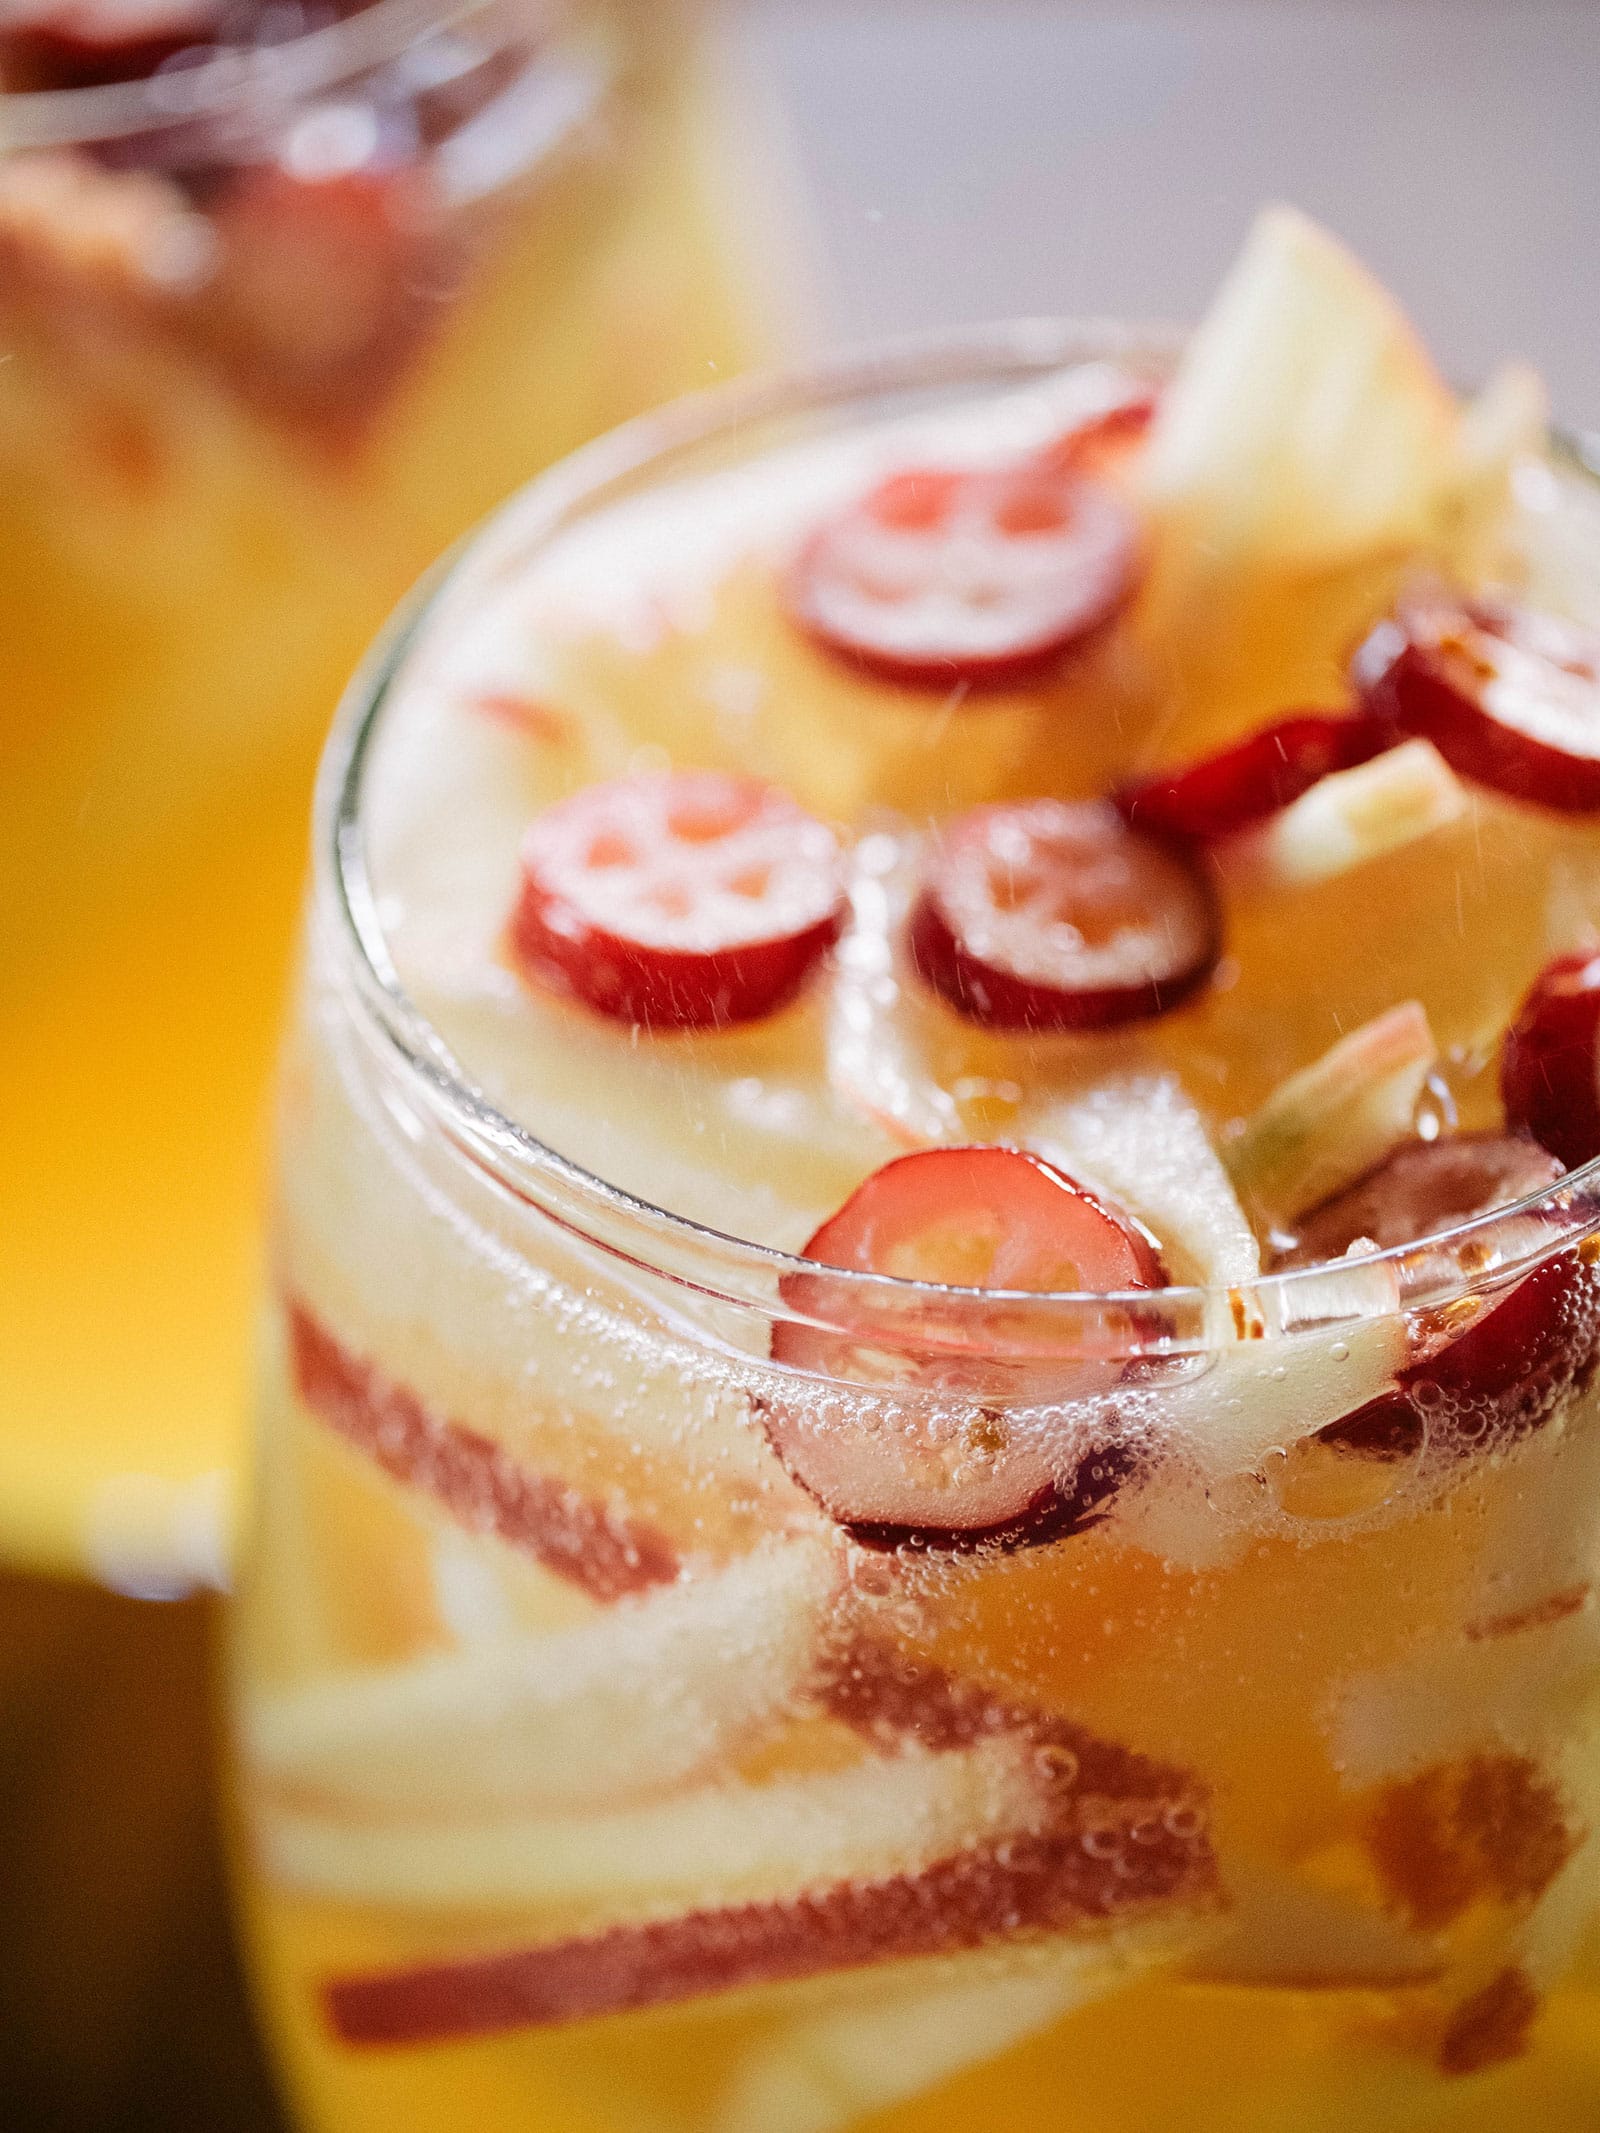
244, 1538, 837, 1816
310, 1720, 1217, 2044
1139, 207, 1461, 573
1022, 1072, 1260, 1287
1216, 740, 1468, 895
1225, 1002, 1438, 1227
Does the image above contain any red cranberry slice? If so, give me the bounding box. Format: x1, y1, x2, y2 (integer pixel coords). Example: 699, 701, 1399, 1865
1280, 1137, 1596, 1451
510, 772, 846, 1032
765, 1147, 1162, 1552
1117, 710, 1396, 845
1030, 384, 1159, 480
1354, 590, 1600, 814
785, 460, 1143, 691
1281, 1136, 1565, 1267
0, 0, 222, 89
908, 799, 1219, 1032
1501, 952, 1600, 1172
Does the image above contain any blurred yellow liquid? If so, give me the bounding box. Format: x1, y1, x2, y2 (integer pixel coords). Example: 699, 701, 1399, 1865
0, 8, 782, 1578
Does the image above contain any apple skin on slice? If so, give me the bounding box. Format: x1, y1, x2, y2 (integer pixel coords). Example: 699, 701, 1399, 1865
287, 1302, 680, 1604
313, 1665, 1216, 2046
320, 1803, 1216, 2047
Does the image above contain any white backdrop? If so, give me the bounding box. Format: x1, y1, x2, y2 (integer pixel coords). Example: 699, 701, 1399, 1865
741, 0, 1600, 426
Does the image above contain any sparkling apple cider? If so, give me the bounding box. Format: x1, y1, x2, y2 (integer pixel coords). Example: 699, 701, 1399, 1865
233, 216, 1600, 2130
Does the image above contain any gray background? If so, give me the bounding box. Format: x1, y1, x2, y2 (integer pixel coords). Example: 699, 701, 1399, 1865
740, 0, 1600, 423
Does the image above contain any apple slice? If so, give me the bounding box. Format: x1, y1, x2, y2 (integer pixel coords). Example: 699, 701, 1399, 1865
264, 1731, 1059, 1916
1224, 1002, 1438, 1227
1023, 1072, 1261, 1287
1217, 739, 1468, 894
825, 834, 963, 1149
287, 1303, 681, 1603
320, 1790, 1215, 2047
1139, 207, 1460, 572
244, 1539, 836, 1817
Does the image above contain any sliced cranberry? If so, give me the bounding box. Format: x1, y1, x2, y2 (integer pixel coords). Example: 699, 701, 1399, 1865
1501, 952, 1600, 1171
764, 1147, 1161, 1552
0, 0, 223, 89
1281, 1137, 1565, 1267
1354, 589, 1600, 814
785, 460, 1143, 691
908, 799, 1219, 1032
203, 164, 445, 428
510, 772, 846, 1032
1117, 710, 1395, 845
1030, 384, 1159, 480
1279, 1137, 1597, 1451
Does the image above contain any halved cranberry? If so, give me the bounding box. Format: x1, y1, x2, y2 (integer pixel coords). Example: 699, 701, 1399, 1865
510, 772, 846, 1031
1501, 952, 1600, 1171
1117, 710, 1395, 844
785, 460, 1143, 691
1354, 589, 1600, 814
764, 1147, 1161, 1552
1279, 1137, 1596, 1450
908, 799, 1219, 1031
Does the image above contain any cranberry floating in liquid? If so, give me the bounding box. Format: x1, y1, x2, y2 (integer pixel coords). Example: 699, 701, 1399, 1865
1501, 951, 1600, 1172
909, 798, 1220, 1031
785, 460, 1143, 690
1355, 590, 1600, 814
510, 771, 846, 1031
767, 1147, 1162, 1552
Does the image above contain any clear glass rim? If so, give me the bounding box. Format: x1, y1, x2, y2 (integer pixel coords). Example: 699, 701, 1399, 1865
0, 0, 556, 151
318, 317, 1600, 1355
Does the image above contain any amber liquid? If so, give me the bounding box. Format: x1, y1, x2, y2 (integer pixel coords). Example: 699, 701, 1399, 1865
0, 29, 774, 1575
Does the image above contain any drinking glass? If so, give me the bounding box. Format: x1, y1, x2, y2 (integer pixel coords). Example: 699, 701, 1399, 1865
0, 0, 780, 1581
230, 332, 1600, 2132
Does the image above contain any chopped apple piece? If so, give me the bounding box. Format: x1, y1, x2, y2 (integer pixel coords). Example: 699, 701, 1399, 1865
244, 1540, 837, 1816
1023, 1072, 1260, 1286
1140, 207, 1460, 571
1225, 1003, 1437, 1226
1219, 740, 1467, 893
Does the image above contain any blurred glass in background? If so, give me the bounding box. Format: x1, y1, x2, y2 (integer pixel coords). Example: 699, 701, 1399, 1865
0, 0, 786, 1585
